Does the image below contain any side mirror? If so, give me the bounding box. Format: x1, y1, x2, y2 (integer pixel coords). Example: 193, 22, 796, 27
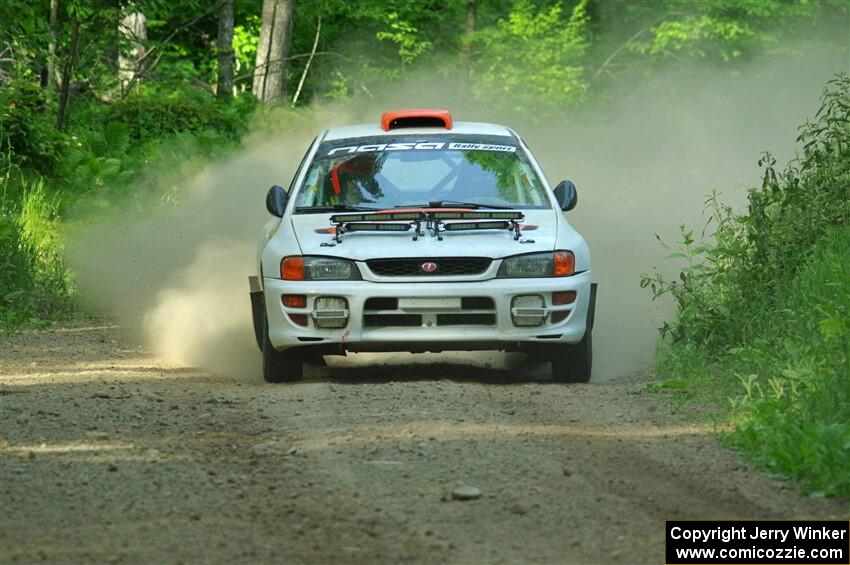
553, 180, 577, 211
266, 185, 288, 217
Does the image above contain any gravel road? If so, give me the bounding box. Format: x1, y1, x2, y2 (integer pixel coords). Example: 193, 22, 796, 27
1, 320, 845, 564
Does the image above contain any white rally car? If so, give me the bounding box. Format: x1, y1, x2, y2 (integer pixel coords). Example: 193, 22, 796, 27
249, 109, 596, 383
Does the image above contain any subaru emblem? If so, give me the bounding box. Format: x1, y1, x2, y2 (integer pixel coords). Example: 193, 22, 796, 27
421, 261, 438, 273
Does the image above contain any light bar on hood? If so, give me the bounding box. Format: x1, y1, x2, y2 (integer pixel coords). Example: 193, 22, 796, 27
330, 212, 426, 223
442, 221, 512, 231
431, 211, 524, 221
344, 222, 412, 232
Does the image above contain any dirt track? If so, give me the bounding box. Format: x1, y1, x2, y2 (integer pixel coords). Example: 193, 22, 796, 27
1, 320, 846, 564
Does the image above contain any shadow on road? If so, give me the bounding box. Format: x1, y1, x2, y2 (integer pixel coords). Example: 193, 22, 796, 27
307, 352, 556, 385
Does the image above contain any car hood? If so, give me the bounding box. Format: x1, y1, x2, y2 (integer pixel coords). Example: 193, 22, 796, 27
291, 210, 558, 260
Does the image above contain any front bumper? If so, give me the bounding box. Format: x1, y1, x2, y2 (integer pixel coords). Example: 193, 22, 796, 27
261, 271, 593, 352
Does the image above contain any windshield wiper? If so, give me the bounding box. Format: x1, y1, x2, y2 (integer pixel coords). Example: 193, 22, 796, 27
395, 200, 514, 210
295, 204, 382, 214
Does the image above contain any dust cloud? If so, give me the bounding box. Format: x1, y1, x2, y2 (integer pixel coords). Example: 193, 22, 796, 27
68, 48, 846, 382
66, 116, 342, 379
526, 53, 848, 378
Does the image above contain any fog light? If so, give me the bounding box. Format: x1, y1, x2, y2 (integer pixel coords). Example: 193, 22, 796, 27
551, 310, 571, 323
552, 291, 576, 305
282, 294, 307, 308
288, 313, 309, 326
511, 295, 546, 327
313, 297, 349, 329
551, 291, 576, 323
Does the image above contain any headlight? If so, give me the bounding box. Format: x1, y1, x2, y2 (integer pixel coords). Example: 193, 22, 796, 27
280, 256, 361, 281
497, 251, 575, 278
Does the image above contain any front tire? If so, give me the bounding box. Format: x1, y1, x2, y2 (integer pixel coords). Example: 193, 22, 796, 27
262, 314, 303, 383
551, 330, 592, 383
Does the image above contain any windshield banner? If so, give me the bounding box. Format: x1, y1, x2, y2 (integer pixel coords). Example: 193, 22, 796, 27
316, 133, 521, 160
327, 141, 517, 156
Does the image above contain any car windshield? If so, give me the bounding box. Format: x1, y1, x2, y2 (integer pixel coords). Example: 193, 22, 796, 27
294, 135, 551, 211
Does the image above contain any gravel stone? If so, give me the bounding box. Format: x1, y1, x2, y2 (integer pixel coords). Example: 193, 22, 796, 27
451, 486, 482, 501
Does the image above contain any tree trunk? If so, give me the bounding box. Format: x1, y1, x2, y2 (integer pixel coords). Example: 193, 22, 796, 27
216, 0, 235, 99
458, 0, 476, 101
118, 5, 147, 93
56, 7, 80, 131
252, 0, 295, 104
291, 15, 319, 106
0, 43, 13, 86
47, 0, 59, 90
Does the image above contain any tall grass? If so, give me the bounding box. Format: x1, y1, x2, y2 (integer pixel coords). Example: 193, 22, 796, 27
726, 227, 850, 496
0, 161, 73, 328
644, 75, 850, 498
657, 227, 850, 497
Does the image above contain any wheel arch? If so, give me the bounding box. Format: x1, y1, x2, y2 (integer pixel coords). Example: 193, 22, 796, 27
249, 275, 264, 351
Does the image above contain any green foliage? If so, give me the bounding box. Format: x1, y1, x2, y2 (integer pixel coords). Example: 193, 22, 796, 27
587, 0, 847, 88
8, 85, 250, 201
98, 85, 255, 141
232, 15, 261, 83
375, 11, 433, 67
644, 75, 850, 498
0, 81, 63, 176
281, 0, 466, 97
0, 1, 51, 83
644, 15, 760, 61
632, 0, 826, 62
725, 227, 850, 497
473, 0, 589, 115
58, 121, 134, 192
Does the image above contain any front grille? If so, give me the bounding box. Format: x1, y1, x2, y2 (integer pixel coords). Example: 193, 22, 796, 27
362, 295, 496, 328
367, 257, 492, 277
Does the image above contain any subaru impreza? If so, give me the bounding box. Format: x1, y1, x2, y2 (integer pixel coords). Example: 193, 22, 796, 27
249, 109, 596, 383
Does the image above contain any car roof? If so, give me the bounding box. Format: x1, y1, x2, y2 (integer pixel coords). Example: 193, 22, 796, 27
322, 121, 516, 141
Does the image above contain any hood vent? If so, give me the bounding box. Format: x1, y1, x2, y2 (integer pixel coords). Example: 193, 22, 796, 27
381, 108, 453, 131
